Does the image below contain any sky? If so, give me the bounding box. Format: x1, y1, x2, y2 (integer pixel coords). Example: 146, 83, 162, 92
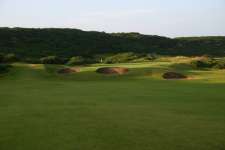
0, 0, 225, 37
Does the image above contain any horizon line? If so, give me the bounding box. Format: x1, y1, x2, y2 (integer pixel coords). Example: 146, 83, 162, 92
1, 26, 225, 38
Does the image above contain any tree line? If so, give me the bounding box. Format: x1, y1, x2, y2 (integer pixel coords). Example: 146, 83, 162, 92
0, 27, 225, 60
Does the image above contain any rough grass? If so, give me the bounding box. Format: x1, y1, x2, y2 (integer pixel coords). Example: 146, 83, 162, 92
0, 61, 225, 150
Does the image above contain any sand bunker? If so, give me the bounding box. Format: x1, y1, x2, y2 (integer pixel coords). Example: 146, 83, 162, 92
58, 67, 80, 74
96, 67, 129, 75
163, 72, 187, 79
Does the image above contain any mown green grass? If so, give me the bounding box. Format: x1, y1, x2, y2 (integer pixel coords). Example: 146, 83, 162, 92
0, 62, 225, 150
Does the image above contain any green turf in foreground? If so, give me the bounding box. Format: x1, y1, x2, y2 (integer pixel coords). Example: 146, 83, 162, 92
0, 63, 225, 150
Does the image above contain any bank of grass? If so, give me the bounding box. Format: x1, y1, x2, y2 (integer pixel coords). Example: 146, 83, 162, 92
0, 61, 225, 150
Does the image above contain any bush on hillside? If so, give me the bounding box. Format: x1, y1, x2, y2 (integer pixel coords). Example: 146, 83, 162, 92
67, 56, 85, 65
84, 57, 98, 64
190, 57, 215, 69
146, 53, 158, 60
213, 59, 225, 69
24, 58, 41, 64
190, 57, 225, 69
104, 52, 140, 64
0, 53, 4, 63
3, 53, 19, 63
40, 56, 64, 64
0, 64, 11, 73
92, 54, 111, 63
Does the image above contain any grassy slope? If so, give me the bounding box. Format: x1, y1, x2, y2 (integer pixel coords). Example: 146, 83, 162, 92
0, 62, 225, 150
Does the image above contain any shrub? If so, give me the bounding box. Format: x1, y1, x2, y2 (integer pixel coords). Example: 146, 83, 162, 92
24, 58, 41, 64
92, 54, 109, 63
40, 56, 64, 64
0, 64, 11, 73
4, 53, 19, 63
190, 56, 225, 69
0, 53, 4, 63
104, 52, 139, 64
84, 57, 98, 64
146, 53, 158, 61
213, 59, 225, 69
67, 56, 85, 65
190, 57, 215, 69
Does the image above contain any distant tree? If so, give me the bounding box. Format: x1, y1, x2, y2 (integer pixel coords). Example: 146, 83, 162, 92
0, 28, 225, 57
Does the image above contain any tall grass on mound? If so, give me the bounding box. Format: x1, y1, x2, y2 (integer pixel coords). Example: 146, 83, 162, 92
213, 59, 225, 69
190, 57, 225, 69
191, 59, 215, 69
